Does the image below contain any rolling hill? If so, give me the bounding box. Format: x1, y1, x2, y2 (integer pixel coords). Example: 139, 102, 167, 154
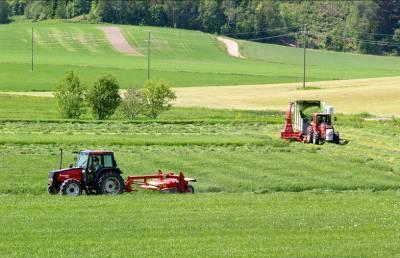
0, 19, 399, 91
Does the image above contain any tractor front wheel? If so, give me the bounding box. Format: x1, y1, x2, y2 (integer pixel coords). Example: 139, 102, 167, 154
333, 132, 340, 144
186, 185, 195, 194
60, 179, 82, 196
312, 131, 320, 145
97, 171, 125, 195
48, 185, 58, 195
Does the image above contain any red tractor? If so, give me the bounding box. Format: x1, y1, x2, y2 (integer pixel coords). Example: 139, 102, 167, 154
281, 100, 340, 144
305, 113, 340, 144
48, 150, 196, 196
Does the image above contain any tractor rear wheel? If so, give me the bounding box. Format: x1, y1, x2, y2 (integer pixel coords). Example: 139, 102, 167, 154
312, 131, 320, 145
60, 179, 82, 196
97, 171, 124, 195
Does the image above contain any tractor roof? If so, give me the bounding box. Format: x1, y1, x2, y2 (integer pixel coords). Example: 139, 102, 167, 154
313, 113, 331, 116
80, 150, 114, 155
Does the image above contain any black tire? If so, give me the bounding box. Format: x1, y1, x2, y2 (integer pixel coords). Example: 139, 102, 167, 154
306, 127, 313, 143
48, 185, 58, 195
333, 132, 340, 144
186, 185, 195, 194
96, 171, 125, 195
312, 131, 320, 145
60, 179, 82, 196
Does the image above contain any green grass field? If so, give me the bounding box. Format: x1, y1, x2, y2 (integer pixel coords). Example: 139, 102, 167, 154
0, 19, 399, 91
2, 18, 400, 257
1, 96, 400, 256
1, 192, 399, 257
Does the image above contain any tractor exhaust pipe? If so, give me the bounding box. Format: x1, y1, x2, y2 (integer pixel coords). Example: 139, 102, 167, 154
59, 148, 63, 169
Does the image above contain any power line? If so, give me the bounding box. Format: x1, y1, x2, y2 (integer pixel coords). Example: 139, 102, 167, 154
219, 27, 298, 36
243, 32, 298, 42
309, 31, 400, 48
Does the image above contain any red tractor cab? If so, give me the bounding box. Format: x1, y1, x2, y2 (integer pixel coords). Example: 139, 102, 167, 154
306, 113, 339, 144
48, 150, 124, 196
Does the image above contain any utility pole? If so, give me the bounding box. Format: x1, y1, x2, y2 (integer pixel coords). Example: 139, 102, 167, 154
31, 27, 34, 72
59, 148, 63, 169
147, 32, 151, 80
173, 7, 176, 28
303, 24, 307, 89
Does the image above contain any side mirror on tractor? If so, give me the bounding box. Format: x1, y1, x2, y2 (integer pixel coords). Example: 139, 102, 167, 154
334, 117, 337, 121
69, 163, 73, 168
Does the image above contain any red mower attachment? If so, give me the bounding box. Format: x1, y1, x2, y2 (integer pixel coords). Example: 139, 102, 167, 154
125, 170, 196, 194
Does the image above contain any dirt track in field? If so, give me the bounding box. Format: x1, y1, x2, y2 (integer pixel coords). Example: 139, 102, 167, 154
2, 76, 400, 116
100, 27, 143, 56
216, 36, 245, 58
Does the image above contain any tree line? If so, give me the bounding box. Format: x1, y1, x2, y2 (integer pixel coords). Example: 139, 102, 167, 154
1, 0, 400, 55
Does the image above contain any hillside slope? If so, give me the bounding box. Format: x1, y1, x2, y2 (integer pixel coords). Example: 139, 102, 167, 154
0, 21, 399, 91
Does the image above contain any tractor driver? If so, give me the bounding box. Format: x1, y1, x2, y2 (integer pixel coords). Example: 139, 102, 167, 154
92, 156, 102, 171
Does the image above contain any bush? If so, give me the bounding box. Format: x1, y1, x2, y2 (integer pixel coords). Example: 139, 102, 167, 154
142, 79, 176, 119
87, 74, 121, 120
120, 87, 146, 120
54, 71, 86, 119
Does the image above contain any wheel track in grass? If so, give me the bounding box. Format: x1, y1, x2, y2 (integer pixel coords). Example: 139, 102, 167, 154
100, 26, 143, 56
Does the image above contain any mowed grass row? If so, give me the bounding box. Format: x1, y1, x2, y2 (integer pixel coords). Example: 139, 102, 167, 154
0, 192, 399, 257
1, 96, 400, 194
2, 143, 399, 195
0, 20, 399, 90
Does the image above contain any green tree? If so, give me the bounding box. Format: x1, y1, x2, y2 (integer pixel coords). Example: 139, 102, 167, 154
0, 0, 9, 24
148, 4, 168, 26
54, 71, 86, 119
55, 0, 67, 19
394, 28, 400, 42
8, 0, 26, 16
198, 0, 226, 33
120, 87, 146, 120
87, 74, 121, 120
25, 1, 48, 21
142, 79, 176, 119
68, 0, 91, 17
347, 1, 379, 54
95, 0, 119, 23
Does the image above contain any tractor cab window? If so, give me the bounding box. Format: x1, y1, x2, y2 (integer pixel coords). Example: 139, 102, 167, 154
76, 153, 89, 168
103, 155, 114, 168
322, 115, 331, 124
316, 115, 331, 125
